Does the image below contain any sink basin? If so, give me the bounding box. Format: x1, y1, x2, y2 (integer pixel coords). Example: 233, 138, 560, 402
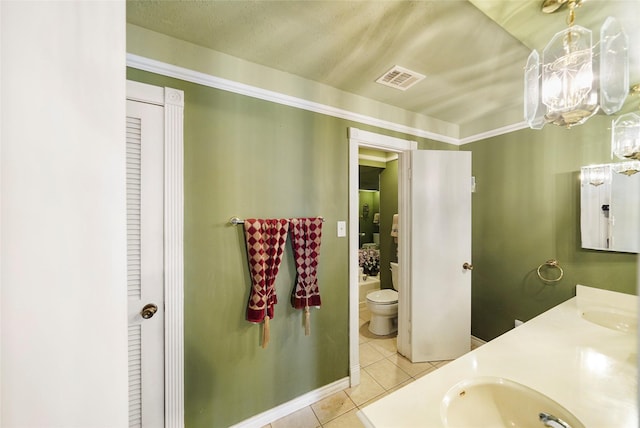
441, 377, 584, 428
581, 308, 637, 333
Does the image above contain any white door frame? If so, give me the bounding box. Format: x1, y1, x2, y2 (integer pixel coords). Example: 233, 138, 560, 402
127, 80, 184, 427
348, 128, 416, 385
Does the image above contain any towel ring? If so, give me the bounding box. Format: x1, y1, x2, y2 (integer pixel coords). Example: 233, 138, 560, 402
536, 259, 564, 283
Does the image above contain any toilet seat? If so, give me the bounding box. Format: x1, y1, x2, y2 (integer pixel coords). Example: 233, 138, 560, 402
366, 289, 398, 304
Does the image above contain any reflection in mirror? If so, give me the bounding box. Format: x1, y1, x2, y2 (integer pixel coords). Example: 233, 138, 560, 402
359, 164, 384, 249
358, 190, 379, 248
580, 162, 639, 253
359, 165, 382, 190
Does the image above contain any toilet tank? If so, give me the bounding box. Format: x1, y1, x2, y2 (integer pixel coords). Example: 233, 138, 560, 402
390, 262, 399, 291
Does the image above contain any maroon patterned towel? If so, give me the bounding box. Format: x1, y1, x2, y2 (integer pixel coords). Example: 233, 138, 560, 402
244, 218, 289, 347
289, 217, 323, 335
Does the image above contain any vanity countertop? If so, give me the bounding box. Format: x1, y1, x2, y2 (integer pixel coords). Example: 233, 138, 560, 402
358, 285, 638, 427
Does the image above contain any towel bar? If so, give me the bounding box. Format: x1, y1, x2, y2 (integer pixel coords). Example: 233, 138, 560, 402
229, 216, 324, 225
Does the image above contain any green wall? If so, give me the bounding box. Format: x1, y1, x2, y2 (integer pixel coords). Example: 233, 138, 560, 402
463, 116, 638, 341
127, 68, 454, 427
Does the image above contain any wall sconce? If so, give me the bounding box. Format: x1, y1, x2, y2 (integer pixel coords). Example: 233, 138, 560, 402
524, 0, 629, 129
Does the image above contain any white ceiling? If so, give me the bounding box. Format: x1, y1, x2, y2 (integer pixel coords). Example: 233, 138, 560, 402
127, 0, 640, 137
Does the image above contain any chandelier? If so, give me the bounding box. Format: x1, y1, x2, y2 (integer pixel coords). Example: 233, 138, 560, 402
524, 0, 629, 129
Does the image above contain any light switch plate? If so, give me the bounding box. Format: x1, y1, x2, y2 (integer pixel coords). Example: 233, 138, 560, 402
337, 221, 346, 237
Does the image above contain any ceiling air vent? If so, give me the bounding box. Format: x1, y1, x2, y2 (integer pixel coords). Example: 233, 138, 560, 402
375, 65, 425, 91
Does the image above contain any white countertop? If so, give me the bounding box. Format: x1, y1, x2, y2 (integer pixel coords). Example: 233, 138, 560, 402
358, 285, 638, 427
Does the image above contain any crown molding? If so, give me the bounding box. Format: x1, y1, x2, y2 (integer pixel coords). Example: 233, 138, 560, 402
127, 54, 464, 144
126, 53, 523, 145
458, 121, 529, 145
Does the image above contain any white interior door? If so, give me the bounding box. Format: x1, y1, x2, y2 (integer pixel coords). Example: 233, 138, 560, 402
127, 99, 165, 427
408, 150, 471, 362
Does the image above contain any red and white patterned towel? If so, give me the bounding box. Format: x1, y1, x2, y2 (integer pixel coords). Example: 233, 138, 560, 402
244, 219, 289, 347
289, 217, 323, 335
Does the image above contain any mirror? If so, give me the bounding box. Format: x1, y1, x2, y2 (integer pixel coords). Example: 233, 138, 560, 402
359, 165, 382, 191
359, 165, 383, 249
580, 162, 640, 253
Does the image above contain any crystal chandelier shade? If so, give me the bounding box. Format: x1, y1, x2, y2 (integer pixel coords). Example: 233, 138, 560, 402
541, 25, 598, 127
524, 3, 629, 129
581, 164, 608, 187
611, 160, 640, 176
611, 112, 640, 160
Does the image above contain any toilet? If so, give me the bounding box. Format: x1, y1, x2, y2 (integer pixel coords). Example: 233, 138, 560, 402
366, 262, 399, 335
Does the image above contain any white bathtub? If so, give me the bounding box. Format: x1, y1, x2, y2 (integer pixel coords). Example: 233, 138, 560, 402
359, 275, 380, 307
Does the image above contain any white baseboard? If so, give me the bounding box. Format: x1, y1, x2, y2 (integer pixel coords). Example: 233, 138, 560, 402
230, 377, 351, 428
471, 335, 487, 348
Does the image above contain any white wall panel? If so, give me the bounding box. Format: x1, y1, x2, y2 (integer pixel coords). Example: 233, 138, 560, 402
1, 1, 127, 426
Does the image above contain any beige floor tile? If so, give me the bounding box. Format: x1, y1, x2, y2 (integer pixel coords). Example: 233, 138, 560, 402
359, 309, 371, 322
359, 321, 393, 343
271, 406, 320, 428
358, 392, 384, 409
412, 364, 438, 379
358, 319, 373, 344
358, 317, 368, 329
470, 340, 484, 350
344, 370, 385, 406
358, 392, 385, 409
359, 377, 414, 410
385, 378, 413, 395
311, 391, 356, 424
432, 359, 453, 368
386, 353, 436, 378
359, 342, 386, 367
321, 408, 365, 428
367, 337, 397, 357
363, 358, 411, 390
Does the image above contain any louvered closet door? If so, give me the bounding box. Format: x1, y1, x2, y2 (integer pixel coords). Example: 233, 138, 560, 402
127, 100, 165, 427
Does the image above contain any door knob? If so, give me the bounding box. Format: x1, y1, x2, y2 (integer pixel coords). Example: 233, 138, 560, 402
141, 303, 158, 319
462, 262, 473, 271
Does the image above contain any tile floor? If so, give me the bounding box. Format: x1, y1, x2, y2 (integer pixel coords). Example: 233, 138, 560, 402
264, 307, 462, 428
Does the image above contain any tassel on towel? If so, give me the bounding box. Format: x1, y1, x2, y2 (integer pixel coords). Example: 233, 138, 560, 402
304, 307, 311, 336
262, 316, 270, 348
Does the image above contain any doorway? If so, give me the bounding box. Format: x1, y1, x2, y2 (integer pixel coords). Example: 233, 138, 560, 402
348, 128, 416, 386
349, 127, 473, 385
358, 156, 399, 295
